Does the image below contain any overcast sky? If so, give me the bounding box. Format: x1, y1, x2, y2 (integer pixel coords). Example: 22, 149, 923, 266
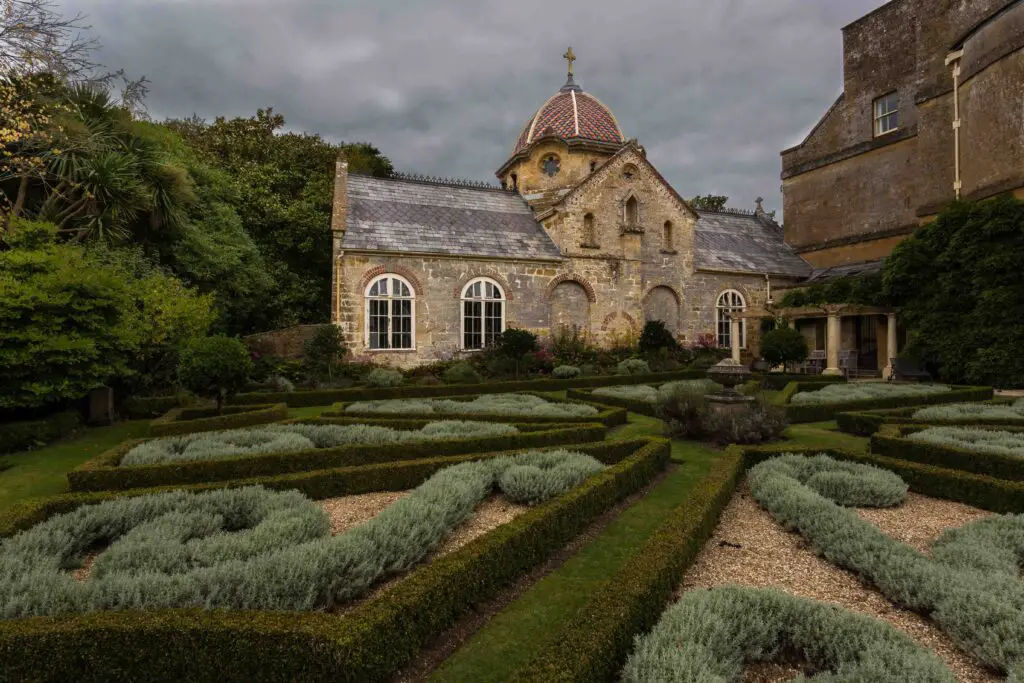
62, 0, 885, 216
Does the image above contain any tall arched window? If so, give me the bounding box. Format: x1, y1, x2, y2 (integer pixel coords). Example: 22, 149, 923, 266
583, 213, 596, 245
462, 278, 505, 349
365, 274, 415, 350
625, 196, 640, 226
663, 221, 674, 250
716, 290, 746, 349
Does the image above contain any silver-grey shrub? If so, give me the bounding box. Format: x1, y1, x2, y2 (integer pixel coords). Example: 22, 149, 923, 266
122, 421, 519, 466
616, 358, 651, 375
906, 426, 1024, 458
0, 449, 604, 618
593, 380, 721, 405
344, 393, 599, 418
912, 399, 1024, 422
365, 368, 403, 387
746, 453, 1024, 679
552, 365, 582, 379
623, 586, 954, 682
789, 382, 952, 405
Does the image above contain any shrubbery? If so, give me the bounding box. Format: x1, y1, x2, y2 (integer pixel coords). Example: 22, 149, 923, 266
655, 386, 788, 444
365, 368, 403, 387
913, 400, 1024, 422
760, 325, 808, 369
552, 365, 582, 379
593, 380, 719, 405
344, 393, 600, 418
0, 449, 605, 618
443, 361, 482, 385
616, 358, 651, 375
302, 325, 346, 383
906, 426, 1024, 458
790, 382, 952, 405
623, 586, 952, 682
122, 420, 519, 465
637, 320, 678, 354
177, 335, 253, 413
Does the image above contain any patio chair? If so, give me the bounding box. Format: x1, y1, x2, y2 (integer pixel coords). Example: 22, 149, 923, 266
892, 357, 932, 382
839, 350, 858, 379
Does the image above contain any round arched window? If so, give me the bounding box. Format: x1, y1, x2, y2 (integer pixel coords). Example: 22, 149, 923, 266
365, 275, 415, 350
462, 278, 505, 349
716, 290, 746, 349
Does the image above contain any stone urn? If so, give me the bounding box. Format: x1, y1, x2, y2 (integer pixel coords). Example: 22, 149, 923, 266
706, 358, 756, 416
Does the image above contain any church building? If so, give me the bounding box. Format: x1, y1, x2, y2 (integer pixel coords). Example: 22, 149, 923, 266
329, 50, 810, 367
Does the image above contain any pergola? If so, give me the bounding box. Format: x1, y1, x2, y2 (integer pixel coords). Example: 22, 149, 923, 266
732, 304, 901, 377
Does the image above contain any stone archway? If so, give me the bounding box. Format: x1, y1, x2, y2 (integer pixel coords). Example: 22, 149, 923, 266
643, 285, 681, 333
549, 280, 591, 333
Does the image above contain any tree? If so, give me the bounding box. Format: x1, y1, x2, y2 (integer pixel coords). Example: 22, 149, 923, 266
0, 0, 97, 78
884, 196, 1024, 388
761, 326, 809, 370
688, 194, 729, 212
0, 218, 140, 409
639, 320, 679, 353
494, 328, 539, 378
177, 335, 253, 413
302, 324, 346, 382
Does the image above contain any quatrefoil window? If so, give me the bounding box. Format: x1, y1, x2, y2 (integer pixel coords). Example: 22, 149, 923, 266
541, 154, 561, 177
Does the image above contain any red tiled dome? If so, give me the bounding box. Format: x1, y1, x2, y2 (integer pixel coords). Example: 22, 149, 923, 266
513, 86, 625, 154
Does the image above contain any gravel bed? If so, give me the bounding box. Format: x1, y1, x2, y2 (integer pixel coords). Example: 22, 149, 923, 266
679, 484, 998, 683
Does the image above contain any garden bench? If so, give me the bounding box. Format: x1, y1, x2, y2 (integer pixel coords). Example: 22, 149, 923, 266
890, 357, 932, 382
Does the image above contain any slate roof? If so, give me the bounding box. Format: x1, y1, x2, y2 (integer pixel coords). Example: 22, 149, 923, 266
803, 259, 884, 284
342, 174, 563, 261
694, 211, 813, 279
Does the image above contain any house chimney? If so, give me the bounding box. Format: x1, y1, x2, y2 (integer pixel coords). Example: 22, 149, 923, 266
331, 152, 349, 234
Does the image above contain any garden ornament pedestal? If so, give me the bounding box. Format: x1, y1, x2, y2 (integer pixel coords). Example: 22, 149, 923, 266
706, 358, 755, 416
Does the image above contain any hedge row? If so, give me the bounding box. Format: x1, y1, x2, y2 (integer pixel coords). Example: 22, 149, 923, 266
780, 384, 993, 423
869, 424, 1024, 482
566, 388, 660, 417
148, 403, 289, 437
327, 393, 628, 427
759, 374, 846, 391
67, 422, 608, 493
836, 399, 1020, 436
2, 438, 645, 538
740, 442, 1024, 514
0, 438, 670, 682
0, 411, 80, 455
118, 395, 193, 420
226, 370, 710, 407
510, 448, 744, 682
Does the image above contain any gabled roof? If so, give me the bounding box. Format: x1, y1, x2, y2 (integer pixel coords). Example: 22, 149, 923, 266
803, 259, 884, 284
694, 210, 813, 278
341, 174, 562, 261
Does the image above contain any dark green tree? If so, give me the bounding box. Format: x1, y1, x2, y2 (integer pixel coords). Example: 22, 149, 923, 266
688, 194, 729, 212
761, 326, 809, 370
494, 328, 539, 379
883, 196, 1024, 388
302, 324, 347, 382
177, 335, 253, 413
639, 320, 679, 353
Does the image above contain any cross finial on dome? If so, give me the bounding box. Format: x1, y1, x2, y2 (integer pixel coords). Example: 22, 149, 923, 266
560, 46, 582, 92
563, 47, 576, 76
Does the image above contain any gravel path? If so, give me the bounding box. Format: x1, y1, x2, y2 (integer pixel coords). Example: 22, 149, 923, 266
679, 484, 999, 683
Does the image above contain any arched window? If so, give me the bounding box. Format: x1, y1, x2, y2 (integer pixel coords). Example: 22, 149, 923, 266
365, 274, 415, 350
462, 278, 505, 350
663, 221, 674, 250
625, 196, 640, 226
583, 213, 596, 245
716, 290, 746, 349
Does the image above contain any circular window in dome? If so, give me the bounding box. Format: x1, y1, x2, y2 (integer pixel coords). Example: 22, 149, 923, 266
540, 154, 561, 177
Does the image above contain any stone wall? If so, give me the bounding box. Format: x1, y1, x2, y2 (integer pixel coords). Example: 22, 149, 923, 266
243, 325, 322, 359
782, 0, 1024, 264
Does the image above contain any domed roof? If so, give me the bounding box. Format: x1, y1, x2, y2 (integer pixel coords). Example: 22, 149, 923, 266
513, 77, 625, 155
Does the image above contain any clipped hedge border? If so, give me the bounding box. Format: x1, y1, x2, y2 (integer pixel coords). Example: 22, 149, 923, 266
67, 422, 608, 493
780, 383, 994, 423
227, 370, 710, 407
869, 424, 1024, 482
759, 374, 846, 391
566, 388, 659, 417
836, 398, 1020, 436
3, 438, 645, 538
0, 438, 670, 683
148, 403, 289, 437
0, 411, 81, 455
511, 448, 744, 682
326, 392, 628, 427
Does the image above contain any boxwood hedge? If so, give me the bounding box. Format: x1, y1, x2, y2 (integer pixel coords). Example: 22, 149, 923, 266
870, 424, 1024, 482
0, 411, 81, 455
0, 437, 670, 682
67, 421, 607, 493
148, 403, 289, 437
759, 373, 846, 391
227, 370, 710, 407
778, 382, 993, 423
837, 399, 1022, 436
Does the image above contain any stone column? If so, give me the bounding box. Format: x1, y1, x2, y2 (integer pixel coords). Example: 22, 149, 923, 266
730, 316, 742, 364
822, 313, 843, 376
885, 313, 898, 378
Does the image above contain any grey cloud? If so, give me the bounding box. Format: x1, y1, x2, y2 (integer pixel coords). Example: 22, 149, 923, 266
64, 0, 885, 218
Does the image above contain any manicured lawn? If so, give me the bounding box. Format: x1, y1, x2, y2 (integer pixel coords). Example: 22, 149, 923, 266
432, 415, 870, 682
0, 421, 149, 512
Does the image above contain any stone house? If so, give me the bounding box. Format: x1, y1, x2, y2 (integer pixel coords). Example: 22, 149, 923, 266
329, 56, 809, 368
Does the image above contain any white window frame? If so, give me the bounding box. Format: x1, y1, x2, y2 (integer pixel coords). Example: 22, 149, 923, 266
716, 289, 747, 350
460, 277, 506, 350
873, 92, 899, 137
364, 274, 416, 351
